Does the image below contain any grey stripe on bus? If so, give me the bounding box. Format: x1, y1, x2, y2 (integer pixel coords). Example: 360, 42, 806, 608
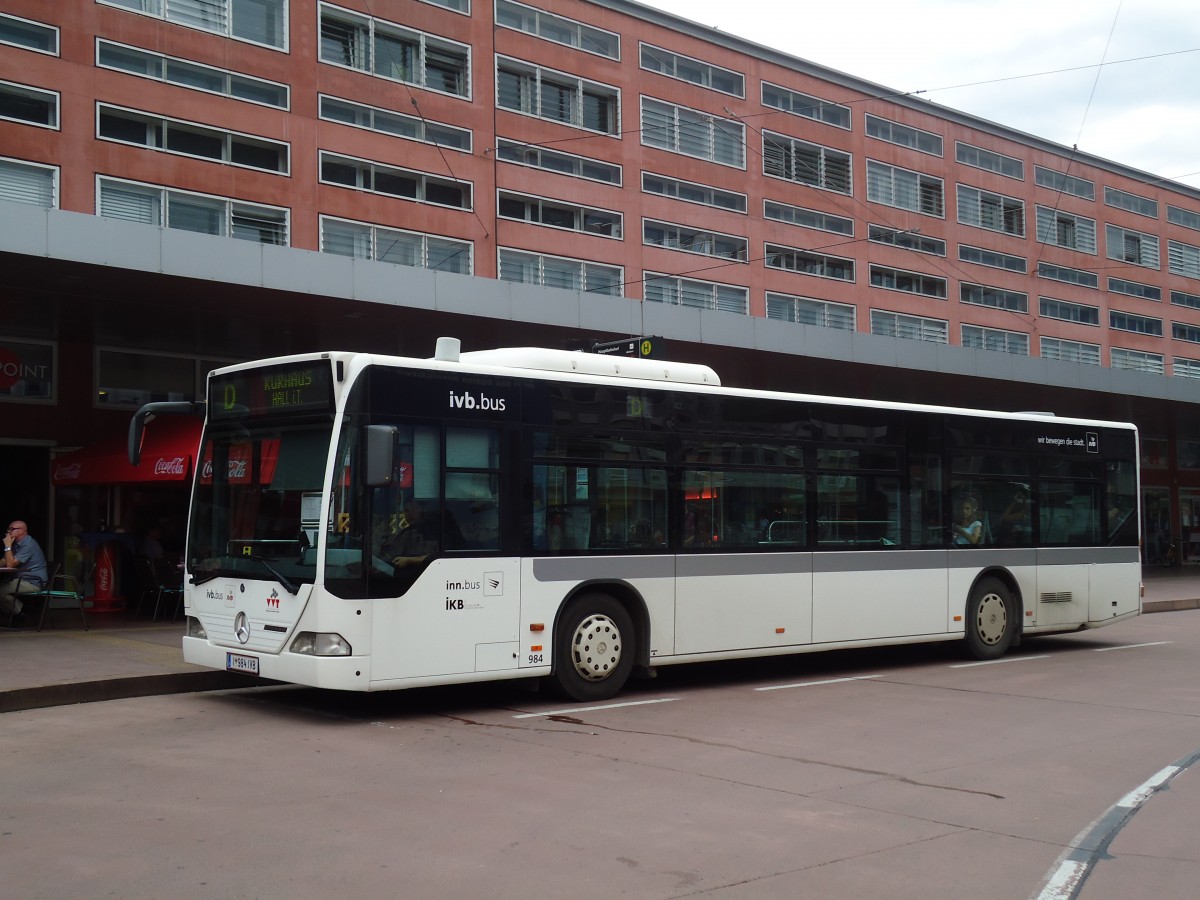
531, 546, 1139, 582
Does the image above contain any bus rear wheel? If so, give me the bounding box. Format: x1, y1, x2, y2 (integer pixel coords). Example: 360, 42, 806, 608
964, 577, 1016, 660
552, 593, 636, 702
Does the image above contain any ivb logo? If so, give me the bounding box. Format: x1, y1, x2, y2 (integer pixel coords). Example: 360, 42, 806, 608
448, 390, 506, 412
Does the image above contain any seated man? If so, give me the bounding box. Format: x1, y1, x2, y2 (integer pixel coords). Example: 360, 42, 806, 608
1, 520, 49, 619
381, 500, 441, 569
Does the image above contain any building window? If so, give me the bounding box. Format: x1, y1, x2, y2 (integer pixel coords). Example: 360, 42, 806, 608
957, 185, 1025, 236
1040, 297, 1099, 326
498, 139, 619, 184
1106, 224, 1159, 269
1168, 239, 1200, 280
98, 105, 289, 173
96, 348, 212, 408
870, 265, 947, 299
1035, 206, 1097, 253
1035, 165, 1095, 200
870, 310, 948, 343
958, 244, 1026, 273
320, 4, 469, 96
321, 216, 472, 274
498, 191, 620, 237
955, 142, 1024, 179
0, 80, 58, 128
1174, 322, 1200, 344
642, 172, 743, 211
761, 82, 850, 129
1174, 357, 1200, 378
321, 152, 471, 209
1108, 278, 1160, 301
322, 96, 471, 151
1104, 186, 1158, 218
960, 284, 1028, 312
1038, 261, 1099, 289
1171, 290, 1200, 310
1041, 337, 1101, 365
1110, 347, 1164, 373
495, 0, 618, 58
962, 325, 1029, 355
766, 292, 855, 330
763, 131, 850, 194
765, 201, 852, 236
100, 0, 286, 49
499, 58, 618, 133
765, 244, 855, 281
869, 225, 946, 256
0, 12, 58, 54
1109, 310, 1163, 336
421, 0, 469, 11
642, 98, 744, 167
98, 177, 289, 244
640, 43, 743, 96
0, 157, 57, 208
499, 248, 622, 294
1168, 205, 1200, 231
643, 220, 747, 261
98, 40, 289, 108
643, 272, 748, 313
866, 160, 944, 216
864, 114, 942, 155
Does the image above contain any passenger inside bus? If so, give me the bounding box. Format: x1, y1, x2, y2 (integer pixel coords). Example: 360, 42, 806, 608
951, 496, 984, 545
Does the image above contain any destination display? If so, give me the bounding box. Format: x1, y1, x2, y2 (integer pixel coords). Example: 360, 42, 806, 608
209, 361, 334, 420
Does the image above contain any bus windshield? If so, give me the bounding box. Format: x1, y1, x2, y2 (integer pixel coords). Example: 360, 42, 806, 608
187, 421, 332, 590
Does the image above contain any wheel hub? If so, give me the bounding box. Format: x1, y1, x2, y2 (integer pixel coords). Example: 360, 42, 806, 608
571, 613, 622, 682
976, 593, 1007, 645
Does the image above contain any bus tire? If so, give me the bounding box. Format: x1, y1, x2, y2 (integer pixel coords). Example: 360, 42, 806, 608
552, 593, 636, 702
964, 577, 1016, 660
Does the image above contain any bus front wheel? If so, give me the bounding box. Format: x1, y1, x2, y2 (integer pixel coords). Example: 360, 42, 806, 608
552, 593, 636, 702
964, 577, 1016, 660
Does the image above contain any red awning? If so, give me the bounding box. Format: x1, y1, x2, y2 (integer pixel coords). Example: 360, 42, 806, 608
51, 415, 202, 486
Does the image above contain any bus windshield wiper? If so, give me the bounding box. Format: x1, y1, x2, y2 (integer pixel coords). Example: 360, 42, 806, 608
247, 554, 299, 595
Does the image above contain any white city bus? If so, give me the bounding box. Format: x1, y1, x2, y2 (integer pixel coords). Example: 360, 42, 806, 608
142, 339, 1141, 701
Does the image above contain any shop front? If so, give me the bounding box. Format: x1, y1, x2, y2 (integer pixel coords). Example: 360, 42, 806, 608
51, 415, 200, 610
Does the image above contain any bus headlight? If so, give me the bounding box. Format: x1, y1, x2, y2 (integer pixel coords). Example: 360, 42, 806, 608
290, 632, 352, 656
186, 617, 207, 639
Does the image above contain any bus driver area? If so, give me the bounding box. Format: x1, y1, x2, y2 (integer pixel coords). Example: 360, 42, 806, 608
154, 339, 1140, 702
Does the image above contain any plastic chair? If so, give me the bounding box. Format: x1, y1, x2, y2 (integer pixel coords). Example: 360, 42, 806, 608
14, 561, 89, 631
149, 558, 184, 622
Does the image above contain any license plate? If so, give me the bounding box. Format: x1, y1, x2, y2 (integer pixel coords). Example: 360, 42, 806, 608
226, 652, 259, 675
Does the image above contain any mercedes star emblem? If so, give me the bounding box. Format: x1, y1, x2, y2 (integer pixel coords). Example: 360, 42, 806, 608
234, 611, 250, 644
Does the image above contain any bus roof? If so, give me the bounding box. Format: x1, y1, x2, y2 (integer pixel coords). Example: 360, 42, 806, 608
456, 346, 721, 386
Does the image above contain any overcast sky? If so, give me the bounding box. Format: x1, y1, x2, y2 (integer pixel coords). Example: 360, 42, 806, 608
638, 0, 1200, 190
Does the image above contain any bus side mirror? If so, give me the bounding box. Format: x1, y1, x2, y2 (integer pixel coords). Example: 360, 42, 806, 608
364, 425, 397, 487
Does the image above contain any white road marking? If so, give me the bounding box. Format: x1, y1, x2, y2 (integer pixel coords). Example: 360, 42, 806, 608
1116, 766, 1179, 808
513, 697, 678, 719
1092, 641, 1172, 652
949, 654, 1051, 668
754, 675, 881, 692
1038, 860, 1088, 900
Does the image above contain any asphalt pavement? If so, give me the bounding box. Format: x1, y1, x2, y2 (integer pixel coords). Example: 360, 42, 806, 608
2, 567, 1198, 714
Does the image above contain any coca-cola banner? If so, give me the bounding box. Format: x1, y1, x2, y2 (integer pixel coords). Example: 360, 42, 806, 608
0, 338, 55, 402
51, 415, 201, 485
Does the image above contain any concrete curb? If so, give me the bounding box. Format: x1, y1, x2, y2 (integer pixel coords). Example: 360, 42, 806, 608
1143, 598, 1200, 614
0, 671, 273, 714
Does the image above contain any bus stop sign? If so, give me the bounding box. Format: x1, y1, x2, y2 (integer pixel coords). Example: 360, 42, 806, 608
591, 336, 663, 359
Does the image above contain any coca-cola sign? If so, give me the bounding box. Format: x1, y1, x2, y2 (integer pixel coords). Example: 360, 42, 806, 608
153, 456, 187, 476
53, 462, 82, 482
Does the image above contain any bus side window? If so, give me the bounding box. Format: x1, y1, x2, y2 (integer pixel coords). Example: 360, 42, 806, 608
445, 428, 502, 551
